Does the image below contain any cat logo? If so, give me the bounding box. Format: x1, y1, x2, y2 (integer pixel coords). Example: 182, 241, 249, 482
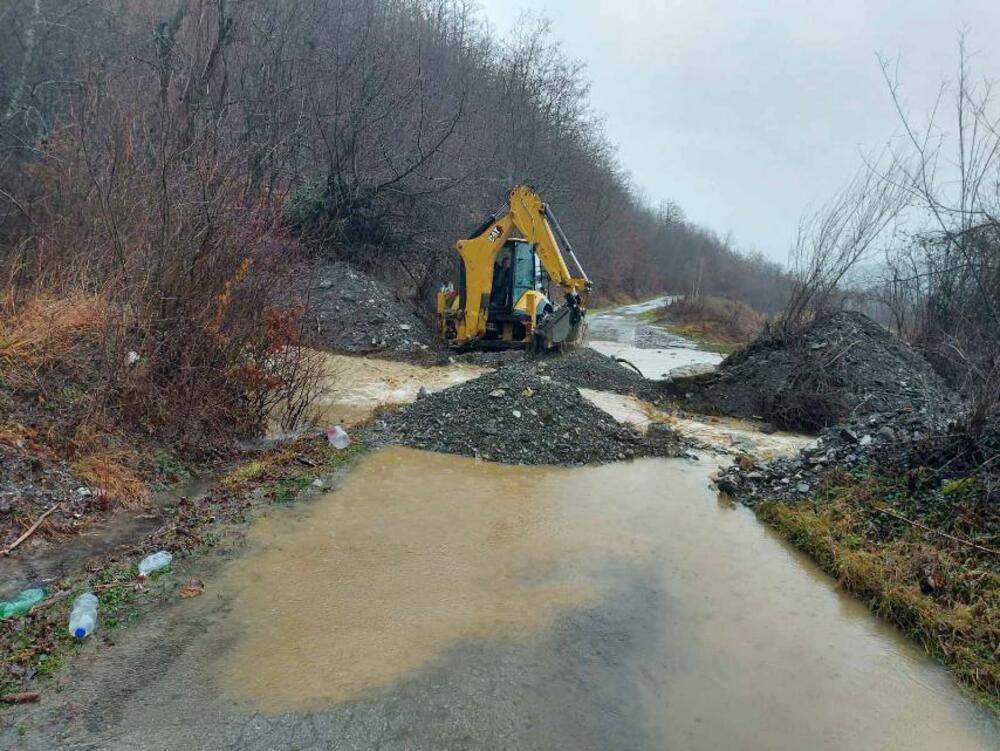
487, 225, 502, 242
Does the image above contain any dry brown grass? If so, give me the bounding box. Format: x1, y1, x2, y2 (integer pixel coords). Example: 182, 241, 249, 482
659, 296, 764, 349
69, 426, 149, 508
0, 292, 106, 388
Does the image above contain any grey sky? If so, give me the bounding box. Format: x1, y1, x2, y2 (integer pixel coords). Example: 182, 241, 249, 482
478, 0, 1000, 263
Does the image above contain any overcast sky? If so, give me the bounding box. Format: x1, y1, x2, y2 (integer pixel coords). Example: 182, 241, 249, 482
477, 0, 1000, 263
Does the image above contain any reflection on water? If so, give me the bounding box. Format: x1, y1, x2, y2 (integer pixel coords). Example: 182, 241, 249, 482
218, 448, 998, 749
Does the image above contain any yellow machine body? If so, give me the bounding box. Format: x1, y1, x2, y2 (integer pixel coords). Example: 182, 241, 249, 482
436, 185, 592, 350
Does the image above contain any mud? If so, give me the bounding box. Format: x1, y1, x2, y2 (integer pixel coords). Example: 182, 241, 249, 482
0, 475, 210, 600
310, 352, 486, 426
7, 448, 997, 749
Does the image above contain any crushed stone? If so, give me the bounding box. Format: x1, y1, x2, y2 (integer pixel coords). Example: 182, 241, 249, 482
669, 311, 959, 431
363, 368, 684, 465
303, 261, 435, 355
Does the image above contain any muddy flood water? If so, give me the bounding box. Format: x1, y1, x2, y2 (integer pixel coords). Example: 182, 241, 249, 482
208, 447, 998, 750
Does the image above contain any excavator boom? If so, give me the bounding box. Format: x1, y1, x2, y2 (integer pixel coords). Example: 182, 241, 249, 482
437, 185, 592, 350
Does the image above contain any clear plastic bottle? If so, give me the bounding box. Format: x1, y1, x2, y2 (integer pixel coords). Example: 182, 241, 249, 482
68, 592, 98, 638
137, 550, 173, 581
325, 425, 351, 450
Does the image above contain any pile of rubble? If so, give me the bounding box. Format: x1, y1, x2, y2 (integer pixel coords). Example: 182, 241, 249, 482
671, 311, 959, 431
526, 348, 663, 401
302, 261, 435, 355
714, 407, 961, 507
363, 367, 684, 465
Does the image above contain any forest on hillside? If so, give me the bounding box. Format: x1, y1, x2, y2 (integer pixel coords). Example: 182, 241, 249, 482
0, 0, 791, 313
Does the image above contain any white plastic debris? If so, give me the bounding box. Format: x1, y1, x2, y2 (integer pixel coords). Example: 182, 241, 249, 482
138, 550, 173, 581
325, 425, 351, 450
68, 593, 98, 638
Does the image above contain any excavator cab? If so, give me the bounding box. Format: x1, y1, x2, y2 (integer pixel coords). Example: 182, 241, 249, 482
487, 240, 552, 332
437, 186, 591, 351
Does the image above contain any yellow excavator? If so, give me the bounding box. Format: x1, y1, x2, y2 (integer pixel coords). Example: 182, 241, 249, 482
436, 185, 592, 351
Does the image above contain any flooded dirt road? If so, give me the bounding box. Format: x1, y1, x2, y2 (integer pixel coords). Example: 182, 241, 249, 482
587, 296, 722, 379
12, 448, 997, 750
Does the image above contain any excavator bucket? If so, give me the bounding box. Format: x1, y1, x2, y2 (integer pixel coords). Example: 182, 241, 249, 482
534, 306, 587, 351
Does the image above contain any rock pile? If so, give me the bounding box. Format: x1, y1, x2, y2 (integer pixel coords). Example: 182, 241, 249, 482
363, 367, 684, 465
303, 261, 435, 355
714, 407, 960, 507
671, 311, 958, 431
527, 348, 662, 401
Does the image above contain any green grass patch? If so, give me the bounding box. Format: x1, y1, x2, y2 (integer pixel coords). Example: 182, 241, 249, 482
220, 459, 268, 491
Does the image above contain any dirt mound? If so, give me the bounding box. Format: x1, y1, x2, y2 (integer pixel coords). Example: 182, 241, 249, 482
672, 311, 959, 431
303, 261, 435, 355
363, 368, 683, 465
527, 348, 662, 401
447, 348, 662, 401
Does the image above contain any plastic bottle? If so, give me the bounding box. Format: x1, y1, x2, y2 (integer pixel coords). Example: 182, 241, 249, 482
137, 550, 173, 581
325, 425, 351, 450
0, 588, 46, 618
68, 592, 98, 638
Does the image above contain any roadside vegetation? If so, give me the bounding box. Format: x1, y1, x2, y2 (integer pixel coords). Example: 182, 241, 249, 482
0, 435, 364, 700
736, 40, 1000, 709
760, 461, 998, 707
649, 296, 763, 353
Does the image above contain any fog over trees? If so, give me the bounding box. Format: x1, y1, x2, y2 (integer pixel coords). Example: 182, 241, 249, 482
0, 0, 792, 316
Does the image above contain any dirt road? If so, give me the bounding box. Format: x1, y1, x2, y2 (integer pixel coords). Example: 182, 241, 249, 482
4, 448, 998, 750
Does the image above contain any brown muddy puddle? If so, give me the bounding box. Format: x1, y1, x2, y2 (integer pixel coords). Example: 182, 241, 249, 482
216, 448, 998, 749
310, 352, 486, 425
578, 387, 811, 460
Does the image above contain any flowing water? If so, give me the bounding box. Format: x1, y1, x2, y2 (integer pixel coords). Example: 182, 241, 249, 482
211, 447, 998, 749
587, 296, 723, 379
311, 352, 486, 426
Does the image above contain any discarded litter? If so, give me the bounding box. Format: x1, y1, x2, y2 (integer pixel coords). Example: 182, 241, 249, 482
138, 550, 173, 581
179, 579, 205, 599
325, 425, 351, 450
68, 592, 98, 638
0, 588, 46, 618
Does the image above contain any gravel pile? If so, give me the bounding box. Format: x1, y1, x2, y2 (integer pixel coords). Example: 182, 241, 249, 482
714, 407, 961, 506
304, 261, 435, 355
363, 368, 683, 465
528, 348, 662, 401
671, 311, 959, 431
